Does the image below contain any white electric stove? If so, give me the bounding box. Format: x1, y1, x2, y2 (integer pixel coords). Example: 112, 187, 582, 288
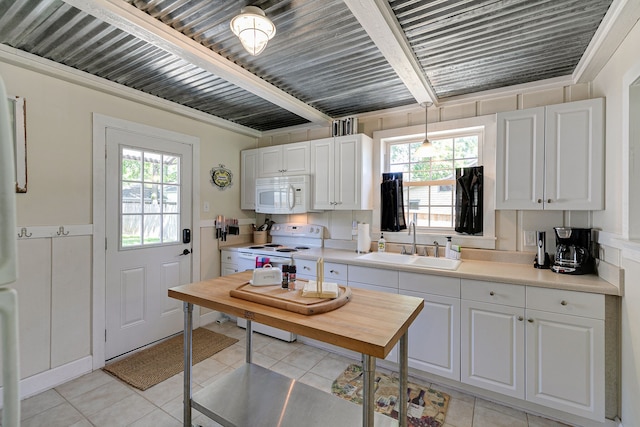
235, 223, 324, 341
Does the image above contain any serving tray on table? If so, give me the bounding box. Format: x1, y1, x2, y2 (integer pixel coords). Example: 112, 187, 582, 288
230, 281, 351, 315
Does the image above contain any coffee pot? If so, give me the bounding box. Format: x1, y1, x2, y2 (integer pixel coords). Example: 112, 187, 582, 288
551, 227, 594, 275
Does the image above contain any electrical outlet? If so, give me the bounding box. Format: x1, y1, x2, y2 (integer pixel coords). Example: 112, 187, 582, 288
524, 230, 536, 247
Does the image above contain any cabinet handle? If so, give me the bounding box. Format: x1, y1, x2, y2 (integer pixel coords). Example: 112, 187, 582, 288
518, 316, 524, 321
330, 269, 337, 274
547, 199, 552, 203
528, 318, 534, 323
560, 300, 568, 306
537, 199, 542, 203
489, 291, 495, 296
303, 266, 311, 271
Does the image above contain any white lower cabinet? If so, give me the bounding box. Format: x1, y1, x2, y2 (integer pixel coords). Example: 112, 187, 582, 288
524, 288, 605, 421
461, 279, 605, 421
461, 280, 526, 397
220, 250, 239, 276
399, 272, 460, 381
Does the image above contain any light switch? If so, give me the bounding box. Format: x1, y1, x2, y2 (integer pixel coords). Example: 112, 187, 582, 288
524, 230, 536, 247
203, 201, 210, 212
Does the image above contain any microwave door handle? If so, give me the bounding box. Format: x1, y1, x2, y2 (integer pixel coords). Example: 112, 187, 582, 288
288, 185, 295, 210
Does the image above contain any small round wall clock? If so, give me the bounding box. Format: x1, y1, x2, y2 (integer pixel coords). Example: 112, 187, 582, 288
210, 164, 233, 190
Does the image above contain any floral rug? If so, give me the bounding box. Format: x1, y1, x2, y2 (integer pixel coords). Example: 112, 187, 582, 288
332, 364, 450, 427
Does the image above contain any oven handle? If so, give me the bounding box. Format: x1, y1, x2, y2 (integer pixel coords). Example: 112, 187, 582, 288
238, 252, 291, 264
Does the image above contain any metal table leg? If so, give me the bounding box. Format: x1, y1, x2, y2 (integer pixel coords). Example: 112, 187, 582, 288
399, 332, 408, 427
182, 302, 193, 427
245, 319, 252, 363
362, 354, 376, 427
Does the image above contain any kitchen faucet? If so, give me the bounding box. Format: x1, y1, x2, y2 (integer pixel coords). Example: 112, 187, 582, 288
433, 241, 440, 257
408, 213, 417, 255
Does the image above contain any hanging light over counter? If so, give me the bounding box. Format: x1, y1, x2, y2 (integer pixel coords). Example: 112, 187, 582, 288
415, 102, 434, 158
230, 6, 276, 56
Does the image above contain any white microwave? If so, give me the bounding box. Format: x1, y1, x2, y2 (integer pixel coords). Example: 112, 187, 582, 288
255, 175, 311, 214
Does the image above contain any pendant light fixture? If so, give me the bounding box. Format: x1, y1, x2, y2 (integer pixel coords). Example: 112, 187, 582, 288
230, 6, 276, 56
415, 102, 434, 158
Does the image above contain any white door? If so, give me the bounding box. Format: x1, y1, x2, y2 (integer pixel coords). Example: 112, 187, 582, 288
495, 107, 545, 210
105, 128, 192, 359
461, 300, 525, 398
404, 290, 460, 381
525, 309, 604, 420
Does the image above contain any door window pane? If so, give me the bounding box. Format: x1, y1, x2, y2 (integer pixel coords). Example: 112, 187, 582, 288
120, 146, 182, 248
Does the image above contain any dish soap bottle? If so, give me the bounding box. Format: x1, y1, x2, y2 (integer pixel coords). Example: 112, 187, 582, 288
378, 233, 386, 252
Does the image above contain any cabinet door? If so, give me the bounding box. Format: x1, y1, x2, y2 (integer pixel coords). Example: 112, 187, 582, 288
496, 107, 545, 210
525, 309, 604, 420
461, 300, 525, 398
311, 138, 335, 209
403, 290, 460, 380
221, 263, 239, 276
258, 146, 283, 176
240, 149, 259, 209
282, 141, 310, 175
334, 135, 372, 210
544, 98, 604, 210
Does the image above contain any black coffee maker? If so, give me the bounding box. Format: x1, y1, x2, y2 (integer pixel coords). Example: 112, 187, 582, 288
551, 227, 594, 275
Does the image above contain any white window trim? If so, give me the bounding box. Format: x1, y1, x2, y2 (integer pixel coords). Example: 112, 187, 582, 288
373, 114, 497, 249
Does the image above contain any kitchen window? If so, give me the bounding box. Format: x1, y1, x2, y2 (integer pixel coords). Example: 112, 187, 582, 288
386, 128, 481, 230
376, 114, 497, 249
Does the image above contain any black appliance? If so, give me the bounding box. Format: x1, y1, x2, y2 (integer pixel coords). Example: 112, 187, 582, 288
455, 166, 483, 235
551, 227, 594, 275
380, 172, 407, 232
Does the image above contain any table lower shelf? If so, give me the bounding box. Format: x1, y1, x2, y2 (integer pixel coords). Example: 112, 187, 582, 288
192, 363, 398, 427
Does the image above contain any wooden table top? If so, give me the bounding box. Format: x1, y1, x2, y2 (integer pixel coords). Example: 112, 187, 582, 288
169, 271, 424, 359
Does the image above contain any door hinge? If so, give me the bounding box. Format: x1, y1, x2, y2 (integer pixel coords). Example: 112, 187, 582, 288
105, 238, 107, 250
105, 329, 107, 342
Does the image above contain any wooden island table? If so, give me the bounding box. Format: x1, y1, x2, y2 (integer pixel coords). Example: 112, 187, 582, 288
169, 271, 423, 427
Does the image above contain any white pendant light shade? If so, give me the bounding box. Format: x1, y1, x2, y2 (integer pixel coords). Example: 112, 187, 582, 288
230, 6, 276, 56
415, 102, 434, 158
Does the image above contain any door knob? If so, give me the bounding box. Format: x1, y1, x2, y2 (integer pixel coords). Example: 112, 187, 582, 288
179, 249, 191, 256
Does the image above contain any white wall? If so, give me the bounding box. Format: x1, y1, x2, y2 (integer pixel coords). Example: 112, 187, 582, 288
0, 56, 256, 396
591, 18, 640, 427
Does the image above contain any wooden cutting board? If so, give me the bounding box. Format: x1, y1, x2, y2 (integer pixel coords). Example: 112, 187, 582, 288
230, 281, 351, 315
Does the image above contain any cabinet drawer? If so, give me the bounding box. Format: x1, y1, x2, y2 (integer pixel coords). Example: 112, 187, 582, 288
461, 279, 525, 307
294, 258, 317, 277
325, 262, 347, 284
348, 265, 398, 289
399, 272, 460, 298
526, 287, 604, 319
221, 250, 240, 264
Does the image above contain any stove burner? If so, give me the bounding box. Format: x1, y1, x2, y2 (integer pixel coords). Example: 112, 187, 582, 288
276, 248, 298, 253
295, 246, 310, 250
249, 246, 265, 249
264, 244, 282, 248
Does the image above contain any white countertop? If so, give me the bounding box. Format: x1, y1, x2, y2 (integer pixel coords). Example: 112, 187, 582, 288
291, 248, 621, 296
220, 244, 620, 296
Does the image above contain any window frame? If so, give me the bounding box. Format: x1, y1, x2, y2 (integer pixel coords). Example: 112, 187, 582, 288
386, 127, 483, 232
373, 114, 497, 249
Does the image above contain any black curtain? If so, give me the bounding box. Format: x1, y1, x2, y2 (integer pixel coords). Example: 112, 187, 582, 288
455, 166, 483, 235
381, 173, 407, 232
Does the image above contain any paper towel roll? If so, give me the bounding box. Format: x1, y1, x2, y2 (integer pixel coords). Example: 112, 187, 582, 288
357, 223, 371, 253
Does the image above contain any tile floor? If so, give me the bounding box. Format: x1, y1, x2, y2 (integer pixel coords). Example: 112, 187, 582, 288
16, 322, 572, 427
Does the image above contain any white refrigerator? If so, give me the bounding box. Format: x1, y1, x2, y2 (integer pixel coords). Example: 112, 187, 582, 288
0, 75, 21, 425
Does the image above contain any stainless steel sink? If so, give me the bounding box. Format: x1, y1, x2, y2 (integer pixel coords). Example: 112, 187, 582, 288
356, 252, 461, 271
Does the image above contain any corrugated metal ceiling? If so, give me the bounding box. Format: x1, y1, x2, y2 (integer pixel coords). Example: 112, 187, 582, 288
0, 0, 613, 132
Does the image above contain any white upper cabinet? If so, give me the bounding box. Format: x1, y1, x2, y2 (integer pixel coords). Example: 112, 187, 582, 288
259, 141, 310, 177
496, 98, 604, 210
311, 134, 373, 210
240, 148, 259, 210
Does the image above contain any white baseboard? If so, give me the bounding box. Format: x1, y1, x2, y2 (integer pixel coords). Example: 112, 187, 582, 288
0, 356, 93, 408
199, 310, 223, 326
